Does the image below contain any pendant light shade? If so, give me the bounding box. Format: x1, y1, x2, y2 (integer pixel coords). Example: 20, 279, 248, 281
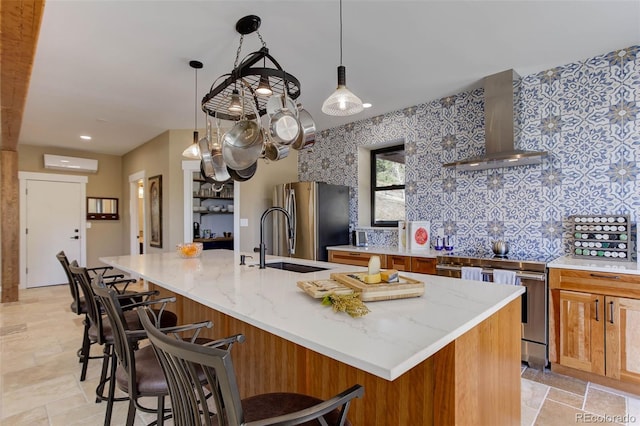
181, 130, 202, 159
322, 0, 363, 116
228, 89, 243, 114
182, 60, 204, 159
255, 75, 273, 96
322, 65, 363, 116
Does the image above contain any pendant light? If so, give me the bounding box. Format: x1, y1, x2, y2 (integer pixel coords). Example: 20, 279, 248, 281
228, 88, 243, 114
255, 58, 273, 96
256, 75, 273, 96
322, 0, 363, 116
182, 60, 204, 159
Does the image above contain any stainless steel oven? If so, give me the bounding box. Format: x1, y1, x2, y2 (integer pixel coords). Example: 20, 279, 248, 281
436, 253, 548, 369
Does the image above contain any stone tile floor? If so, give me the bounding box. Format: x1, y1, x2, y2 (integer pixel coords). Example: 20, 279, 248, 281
1, 284, 640, 425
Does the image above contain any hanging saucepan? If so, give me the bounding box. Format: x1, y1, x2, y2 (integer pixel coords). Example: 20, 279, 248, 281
199, 124, 231, 185
199, 136, 216, 179
291, 105, 316, 150
222, 91, 264, 170
268, 90, 300, 146
264, 141, 290, 161
226, 161, 257, 182
209, 118, 231, 182
266, 94, 297, 117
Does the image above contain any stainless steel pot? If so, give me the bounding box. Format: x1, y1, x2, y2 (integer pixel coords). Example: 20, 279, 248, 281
291, 106, 316, 150
222, 120, 263, 170
491, 240, 510, 256
268, 95, 299, 145
199, 122, 231, 184
222, 94, 264, 170
226, 161, 257, 182
264, 142, 290, 161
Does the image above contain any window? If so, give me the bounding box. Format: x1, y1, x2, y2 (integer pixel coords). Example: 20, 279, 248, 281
370, 144, 405, 226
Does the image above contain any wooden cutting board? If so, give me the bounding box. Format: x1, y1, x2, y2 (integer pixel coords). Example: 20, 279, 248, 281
296, 279, 354, 299
329, 272, 424, 302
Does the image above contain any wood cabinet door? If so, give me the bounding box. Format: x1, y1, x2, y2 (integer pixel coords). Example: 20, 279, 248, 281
411, 257, 436, 275
559, 290, 605, 375
605, 296, 640, 384
328, 250, 385, 267
387, 255, 411, 271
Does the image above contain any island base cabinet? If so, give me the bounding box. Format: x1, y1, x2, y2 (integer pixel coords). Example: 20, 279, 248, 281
150, 282, 521, 425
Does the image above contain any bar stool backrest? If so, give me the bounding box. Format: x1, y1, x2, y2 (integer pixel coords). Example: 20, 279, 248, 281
138, 308, 244, 426
68, 262, 106, 344
92, 276, 142, 400
56, 251, 82, 315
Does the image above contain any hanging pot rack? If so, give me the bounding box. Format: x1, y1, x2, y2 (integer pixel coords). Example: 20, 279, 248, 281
201, 15, 301, 121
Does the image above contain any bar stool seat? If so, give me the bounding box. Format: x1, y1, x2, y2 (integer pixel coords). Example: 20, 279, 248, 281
240, 393, 353, 425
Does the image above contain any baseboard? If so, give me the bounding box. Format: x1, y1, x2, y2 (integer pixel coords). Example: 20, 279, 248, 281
551, 363, 640, 396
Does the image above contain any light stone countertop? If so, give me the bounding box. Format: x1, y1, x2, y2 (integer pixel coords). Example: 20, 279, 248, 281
547, 255, 640, 275
327, 245, 443, 258
101, 250, 524, 381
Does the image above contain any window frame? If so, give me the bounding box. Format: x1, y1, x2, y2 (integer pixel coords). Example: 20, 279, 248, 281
370, 144, 405, 227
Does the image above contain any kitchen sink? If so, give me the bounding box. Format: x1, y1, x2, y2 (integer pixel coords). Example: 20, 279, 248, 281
265, 262, 329, 273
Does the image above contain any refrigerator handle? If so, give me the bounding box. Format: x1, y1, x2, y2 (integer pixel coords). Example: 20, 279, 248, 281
289, 189, 297, 254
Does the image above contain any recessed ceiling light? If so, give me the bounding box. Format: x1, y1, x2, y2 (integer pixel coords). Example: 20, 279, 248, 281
362, 103, 372, 108
80, 135, 92, 140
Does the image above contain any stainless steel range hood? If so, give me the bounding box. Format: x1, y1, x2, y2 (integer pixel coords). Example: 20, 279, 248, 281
443, 69, 547, 171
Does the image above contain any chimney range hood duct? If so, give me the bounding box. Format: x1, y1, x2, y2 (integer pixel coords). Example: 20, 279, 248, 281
443, 69, 547, 171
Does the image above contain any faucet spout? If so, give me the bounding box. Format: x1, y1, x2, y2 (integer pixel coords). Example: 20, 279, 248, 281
259, 207, 294, 269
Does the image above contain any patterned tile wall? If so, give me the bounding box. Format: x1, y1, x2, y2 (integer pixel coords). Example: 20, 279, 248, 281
299, 46, 640, 260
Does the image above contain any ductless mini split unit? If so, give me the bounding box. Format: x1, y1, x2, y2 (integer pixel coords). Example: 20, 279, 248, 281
44, 154, 98, 173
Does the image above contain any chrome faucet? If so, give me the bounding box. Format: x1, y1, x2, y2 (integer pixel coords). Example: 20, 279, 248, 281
259, 207, 294, 269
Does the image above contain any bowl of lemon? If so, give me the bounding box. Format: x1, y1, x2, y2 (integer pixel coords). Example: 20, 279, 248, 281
176, 242, 203, 258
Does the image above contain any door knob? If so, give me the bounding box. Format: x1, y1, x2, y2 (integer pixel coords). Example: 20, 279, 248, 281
70, 236, 79, 240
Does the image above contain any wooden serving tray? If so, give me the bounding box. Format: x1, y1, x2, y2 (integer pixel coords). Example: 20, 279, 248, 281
330, 272, 424, 302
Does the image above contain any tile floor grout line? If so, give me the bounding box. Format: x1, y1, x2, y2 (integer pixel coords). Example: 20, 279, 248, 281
532, 383, 552, 425
582, 381, 590, 411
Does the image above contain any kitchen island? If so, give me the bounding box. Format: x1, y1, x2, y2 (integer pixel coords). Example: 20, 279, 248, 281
101, 250, 525, 425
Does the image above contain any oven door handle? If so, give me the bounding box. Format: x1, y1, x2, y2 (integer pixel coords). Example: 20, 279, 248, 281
436, 264, 546, 281
521, 286, 528, 324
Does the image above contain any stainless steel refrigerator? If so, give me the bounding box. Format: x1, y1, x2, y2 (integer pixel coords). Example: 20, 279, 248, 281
273, 182, 350, 261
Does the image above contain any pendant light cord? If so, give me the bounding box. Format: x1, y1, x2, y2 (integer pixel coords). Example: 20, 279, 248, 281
194, 66, 198, 131
339, 0, 343, 66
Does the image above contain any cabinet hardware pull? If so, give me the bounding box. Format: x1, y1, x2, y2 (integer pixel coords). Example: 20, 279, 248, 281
348, 253, 361, 256
595, 299, 600, 322
609, 301, 614, 324
590, 273, 620, 280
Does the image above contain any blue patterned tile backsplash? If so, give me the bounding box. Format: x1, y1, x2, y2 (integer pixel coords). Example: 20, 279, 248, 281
299, 46, 640, 260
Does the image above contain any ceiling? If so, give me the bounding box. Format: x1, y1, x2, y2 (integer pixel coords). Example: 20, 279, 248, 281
20, 1, 640, 156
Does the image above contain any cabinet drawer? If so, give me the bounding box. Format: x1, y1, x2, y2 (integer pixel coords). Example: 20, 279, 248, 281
328, 250, 386, 267
550, 268, 640, 298
386, 255, 411, 271
411, 257, 436, 275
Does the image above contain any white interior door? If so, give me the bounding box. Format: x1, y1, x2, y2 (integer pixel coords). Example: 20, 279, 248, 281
26, 180, 83, 287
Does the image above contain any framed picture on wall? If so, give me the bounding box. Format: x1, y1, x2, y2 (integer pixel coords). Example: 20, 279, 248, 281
148, 174, 163, 248
409, 220, 430, 251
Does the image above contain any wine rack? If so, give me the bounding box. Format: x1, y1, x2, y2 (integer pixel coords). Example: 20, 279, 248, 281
570, 215, 633, 261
